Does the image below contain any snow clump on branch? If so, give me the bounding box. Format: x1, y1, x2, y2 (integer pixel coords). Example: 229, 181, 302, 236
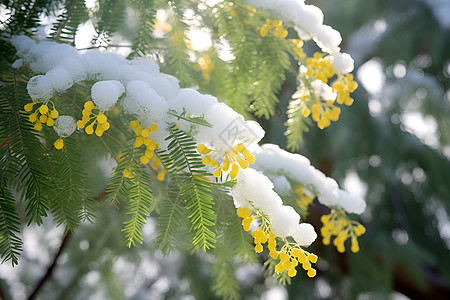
251, 144, 366, 214
247, 0, 354, 73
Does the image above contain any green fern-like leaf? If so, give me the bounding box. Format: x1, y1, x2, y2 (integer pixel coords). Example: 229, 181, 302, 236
0, 186, 22, 266
212, 185, 257, 264
92, 0, 126, 45
211, 186, 243, 300
229, 213, 258, 264
212, 230, 240, 300
213, 2, 259, 117
128, 0, 158, 58
0, 139, 19, 189
0, 72, 50, 224
250, 36, 291, 118
1, 0, 53, 35
163, 2, 195, 87
122, 165, 153, 248
50, 0, 89, 44
165, 126, 216, 251
105, 146, 135, 205
285, 98, 311, 151
156, 180, 190, 254
49, 135, 94, 231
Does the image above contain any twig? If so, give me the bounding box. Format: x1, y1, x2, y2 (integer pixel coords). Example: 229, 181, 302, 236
55, 224, 120, 300
27, 232, 72, 300
0, 137, 11, 148
53, 1, 77, 41
98, 136, 119, 163
76, 44, 133, 51
104, 132, 123, 147
62, 94, 82, 112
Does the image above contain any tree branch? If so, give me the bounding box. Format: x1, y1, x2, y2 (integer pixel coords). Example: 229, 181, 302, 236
27, 232, 72, 300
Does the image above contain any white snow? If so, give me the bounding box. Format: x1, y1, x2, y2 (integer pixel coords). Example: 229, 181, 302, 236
252, 144, 366, 215
91, 80, 124, 111
332, 53, 354, 74
27, 75, 54, 101
46, 67, 73, 93
292, 223, 317, 246
54, 115, 76, 137
177, 88, 218, 116
232, 168, 317, 245
248, 0, 348, 55
272, 175, 292, 195
311, 80, 337, 101
125, 80, 169, 124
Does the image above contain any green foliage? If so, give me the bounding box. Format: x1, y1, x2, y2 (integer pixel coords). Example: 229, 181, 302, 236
0, 186, 22, 266
0, 71, 50, 225
48, 135, 95, 230
163, 2, 195, 87
285, 98, 311, 151
156, 180, 190, 254
122, 164, 153, 248
211, 185, 256, 299
163, 125, 216, 251
250, 35, 290, 119
106, 146, 155, 248
212, 2, 259, 117
93, 0, 127, 45
212, 228, 240, 300
50, 0, 89, 44
127, 0, 157, 58
1, 0, 54, 35
106, 146, 136, 205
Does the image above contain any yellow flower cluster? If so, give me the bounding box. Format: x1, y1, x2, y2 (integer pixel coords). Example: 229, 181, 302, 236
292, 52, 358, 130
151, 155, 167, 181
295, 186, 313, 213
320, 209, 366, 253
273, 243, 318, 278
247, 5, 256, 17
311, 99, 341, 129
130, 119, 158, 165
77, 101, 110, 136
197, 55, 214, 82
291, 39, 306, 59
237, 207, 318, 278
237, 207, 254, 231
292, 52, 343, 130
197, 143, 255, 179
295, 92, 341, 130
228, 3, 255, 17
332, 74, 358, 106
229, 4, 237, 17
260, 19, 288, 38
306, 53, 334, 82
123, 167, 134, 178
24, 101, 59, 131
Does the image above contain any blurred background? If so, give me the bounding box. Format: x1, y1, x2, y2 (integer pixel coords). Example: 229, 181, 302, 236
1, 0, 450, 299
